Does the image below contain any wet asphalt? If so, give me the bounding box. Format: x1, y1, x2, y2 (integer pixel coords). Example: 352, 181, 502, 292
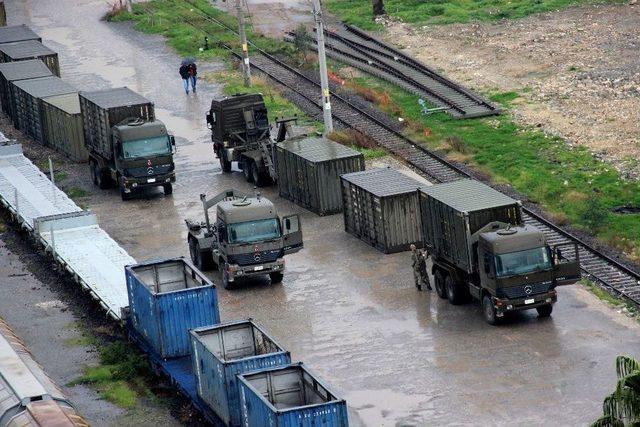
2, 0, 640, 425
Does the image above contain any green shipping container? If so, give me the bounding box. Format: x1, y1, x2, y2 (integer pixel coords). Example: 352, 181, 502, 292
0, 59, 52, 123
0, 40, 60, 76
41, 93, 88, 162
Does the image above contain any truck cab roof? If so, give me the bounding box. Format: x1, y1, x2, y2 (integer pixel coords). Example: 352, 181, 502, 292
217, 197, 277, 224
114, 119, 167, 141
480, 224, 547, 254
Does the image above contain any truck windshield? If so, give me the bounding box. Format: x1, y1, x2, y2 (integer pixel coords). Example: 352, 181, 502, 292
494, 247, 551, 278
228, 218, 281, 244
123, 136, 171, 159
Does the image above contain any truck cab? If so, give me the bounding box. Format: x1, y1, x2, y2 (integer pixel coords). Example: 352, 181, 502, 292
471, 223, 580, 323
186, 190, 303, 288
111, 119, 176, 200
206, 93, 296, 186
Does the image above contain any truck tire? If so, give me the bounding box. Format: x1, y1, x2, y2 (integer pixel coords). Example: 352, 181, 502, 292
242, 159, 254, 182
445, 275, 465, 305
163, 183, 173, 195
221, 262, 231, 289
189, 238, 214, 271
220, 151, 232, 173
269, 272, 284, 284
482, 295, 498, 325
434, 270, 447, 299
536, 304, 553, 318
90, 161, 98, 186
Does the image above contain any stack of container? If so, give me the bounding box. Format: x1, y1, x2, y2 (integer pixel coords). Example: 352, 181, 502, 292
341, 168, 428, 253
0, 40, 59, 76
41, 93, 87, 161
0, 59, 51, 122
275, 136, 364, 216
11, 75, 75, 143
190, 320, 291, 426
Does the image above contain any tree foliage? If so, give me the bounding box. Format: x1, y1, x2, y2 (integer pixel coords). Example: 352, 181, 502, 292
593, 356, 640, 427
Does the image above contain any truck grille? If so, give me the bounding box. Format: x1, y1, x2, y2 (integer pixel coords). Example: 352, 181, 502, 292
228, 249, 281, 266
496, 281, 553, 299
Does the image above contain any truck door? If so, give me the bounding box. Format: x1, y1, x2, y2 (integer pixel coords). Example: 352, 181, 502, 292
552, 243, 581, 286
282, 214, 303, 254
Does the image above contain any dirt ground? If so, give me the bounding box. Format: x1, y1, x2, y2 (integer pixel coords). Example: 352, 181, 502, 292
379, 3, 640, 180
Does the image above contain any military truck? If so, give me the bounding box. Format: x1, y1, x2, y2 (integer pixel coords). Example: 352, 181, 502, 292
419, 180, 580, 324
185, 190, 303, 288
206, 93, 295, 186
79, 87, 176, 201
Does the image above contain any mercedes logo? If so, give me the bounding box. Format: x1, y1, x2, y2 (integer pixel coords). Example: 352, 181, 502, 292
254, 254, 261, 262
147, 167, 154, 175
524, 285, 533, 295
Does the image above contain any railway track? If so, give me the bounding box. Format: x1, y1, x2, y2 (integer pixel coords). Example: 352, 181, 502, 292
296, 24, 499, 119
180, 1, 640, 305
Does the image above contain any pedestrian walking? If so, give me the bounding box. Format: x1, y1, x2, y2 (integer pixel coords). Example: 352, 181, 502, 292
419, 248, 432, 290
179, 58, 197, 94
188, 62, 197, 93
411, 244, 424, 291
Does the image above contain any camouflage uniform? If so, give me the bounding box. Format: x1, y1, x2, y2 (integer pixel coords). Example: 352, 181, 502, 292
411, 247, 424, 291
419, 249, 431, 290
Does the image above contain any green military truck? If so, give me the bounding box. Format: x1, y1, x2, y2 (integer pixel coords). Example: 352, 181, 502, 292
185, 190, 303, 288
206, 93, 295, 186
80, 87, 176, 200
419, 179, 580, 324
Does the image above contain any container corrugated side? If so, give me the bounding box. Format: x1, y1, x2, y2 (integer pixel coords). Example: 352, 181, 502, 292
190, 320, 291, 426
79, 92, 154, 161
126, 258, 220, 359
341, 170, 424, 253
419, 183, 522, 273
41, 94, 87, 162
238, 363, 349, 427
0, 60, 51, 119
275, 143, 363, 216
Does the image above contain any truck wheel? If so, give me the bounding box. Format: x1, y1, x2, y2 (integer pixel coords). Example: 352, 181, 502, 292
220, 151, 232, 173
243, 159, 254, 182
434, 270, 447, 299
221, 262, 231, 289
251, 162, 267, 187
90, 161, 98, 186
445, 275, 464, 305
163, 183, 173, 195
536, 304, 553, 318
269, 272, 284, 284
189, 238, 214, 271
482, 295, 498, 325
95, 165, 111, 189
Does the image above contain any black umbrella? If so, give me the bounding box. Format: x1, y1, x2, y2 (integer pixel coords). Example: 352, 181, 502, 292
181, 57, 196, 66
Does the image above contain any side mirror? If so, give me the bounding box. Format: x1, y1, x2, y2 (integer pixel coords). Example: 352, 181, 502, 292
285, 218, 291, 231
170, 135, 176, 146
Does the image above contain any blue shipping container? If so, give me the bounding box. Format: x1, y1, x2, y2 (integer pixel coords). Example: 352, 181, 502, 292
238, 363, 349, 427
126, 257, 220, 359
191, 320, 291, 427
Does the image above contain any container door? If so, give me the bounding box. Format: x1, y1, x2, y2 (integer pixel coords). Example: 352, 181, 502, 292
282, 214, 303, 254
552, 243, 581, 286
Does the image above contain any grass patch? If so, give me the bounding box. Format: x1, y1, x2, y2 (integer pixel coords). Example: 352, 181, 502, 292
326, 0, 624, 30
581, 279, 640, 319
70, 341, 152, 409
64, 187, 88, 200
333, 70, 640, 261
113, 0, 294, 59
63, 334, 97, 348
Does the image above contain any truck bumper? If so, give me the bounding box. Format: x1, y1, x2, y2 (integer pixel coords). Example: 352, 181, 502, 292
493, 290, 557, 317
122, 172, 176, 191
227, 259, 285, 281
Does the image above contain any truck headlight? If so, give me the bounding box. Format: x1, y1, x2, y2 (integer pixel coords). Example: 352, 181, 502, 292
132, 182, 138, 188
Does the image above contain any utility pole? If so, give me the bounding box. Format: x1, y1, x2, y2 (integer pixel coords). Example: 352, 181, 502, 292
236, 0, 251, 87
311, 0, 333, 134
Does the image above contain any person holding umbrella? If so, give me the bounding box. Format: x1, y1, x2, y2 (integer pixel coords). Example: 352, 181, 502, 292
179, 58, 197, 94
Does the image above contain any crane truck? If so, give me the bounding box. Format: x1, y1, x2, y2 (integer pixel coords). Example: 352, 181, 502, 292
419, 179, 581, 324
185, 190, 303, 289
206, 93, 296, 186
